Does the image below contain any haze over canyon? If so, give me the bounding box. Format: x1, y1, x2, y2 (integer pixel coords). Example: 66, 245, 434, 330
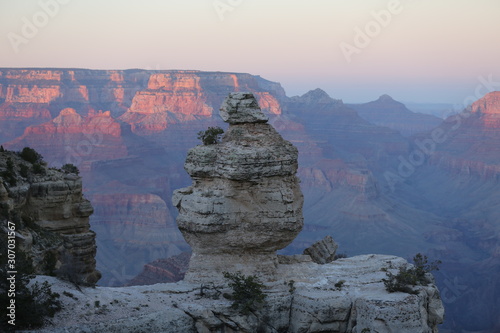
1, 68, 499, 332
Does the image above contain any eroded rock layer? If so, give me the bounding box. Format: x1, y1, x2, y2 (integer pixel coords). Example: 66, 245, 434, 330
173, 92, 303, 282
0, 150, 100, 285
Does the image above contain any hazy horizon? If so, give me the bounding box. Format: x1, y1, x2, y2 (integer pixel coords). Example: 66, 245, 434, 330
2, 0, 499, 104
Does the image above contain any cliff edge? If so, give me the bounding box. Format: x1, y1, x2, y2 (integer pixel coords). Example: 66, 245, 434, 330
0, 149, 100, 285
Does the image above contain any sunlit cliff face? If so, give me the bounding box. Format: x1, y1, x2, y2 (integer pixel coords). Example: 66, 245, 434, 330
471, 91, 500, 129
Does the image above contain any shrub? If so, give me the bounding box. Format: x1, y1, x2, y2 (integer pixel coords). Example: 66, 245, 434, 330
32, 163, 45, 175
0, 246, 62, 330
197, 283, 222, 300
285, 280, 296, 293
1, 170, 17, 187
383, 253, 441, 294
16, 281, 62, 328
20, 147, 43, 164
412, 253, 441, 281
62, 163, 79, 175
197, 126, 224, 145
334, 280, 345, 290
20, 164, 29, 178
223, 271, 267, 314
1, 158, 17, 186
6, 158, 14, 171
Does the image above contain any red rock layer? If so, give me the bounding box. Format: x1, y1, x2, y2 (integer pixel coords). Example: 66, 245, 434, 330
5, 108, 127, 166
119, 71, 283, 134
299, 159, 378, 197
429, 153, 500, 179
471, 91, 500, 129
426, 91, 500, 179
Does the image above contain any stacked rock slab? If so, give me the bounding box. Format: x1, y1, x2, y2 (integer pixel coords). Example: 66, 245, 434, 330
173, 92, 303, 282
0, 151, 100, 285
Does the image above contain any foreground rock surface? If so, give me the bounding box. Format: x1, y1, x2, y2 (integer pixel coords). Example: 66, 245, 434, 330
30, 255, 444, 333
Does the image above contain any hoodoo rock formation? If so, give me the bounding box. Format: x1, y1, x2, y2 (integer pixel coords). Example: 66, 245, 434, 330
173, 92, 303, 282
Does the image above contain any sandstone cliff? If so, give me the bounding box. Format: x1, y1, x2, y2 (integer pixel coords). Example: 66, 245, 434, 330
0, 149, 100, 285
119, 71, 283, 134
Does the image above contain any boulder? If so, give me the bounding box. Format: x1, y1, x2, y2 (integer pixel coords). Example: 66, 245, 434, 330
219, 92, 269, 124
303, 235, 338, 264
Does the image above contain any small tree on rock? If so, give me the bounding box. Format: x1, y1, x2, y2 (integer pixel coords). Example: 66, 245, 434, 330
20, 147, 43, 164
62, 163, 79, 175
197, 127, 224, 145
223, 271, 267, 314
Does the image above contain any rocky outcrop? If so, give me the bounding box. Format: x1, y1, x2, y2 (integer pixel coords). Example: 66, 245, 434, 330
0, 149, 100, 285
33, 254, 444, 333
173, 92, 303, 282
472, 91, 500, 115
303, 235, 338, 264
126, 252, 191, 286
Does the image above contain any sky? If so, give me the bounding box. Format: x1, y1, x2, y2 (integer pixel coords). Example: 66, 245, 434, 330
1, 0, 500, 104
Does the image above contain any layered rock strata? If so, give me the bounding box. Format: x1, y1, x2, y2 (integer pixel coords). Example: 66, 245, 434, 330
0, 150, 100, 285
33, 255, 444, 333
303, 235, 338, 264
173, 92, 303, 282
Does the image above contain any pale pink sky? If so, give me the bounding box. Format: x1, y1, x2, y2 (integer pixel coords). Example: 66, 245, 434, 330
1, 0, 499, 103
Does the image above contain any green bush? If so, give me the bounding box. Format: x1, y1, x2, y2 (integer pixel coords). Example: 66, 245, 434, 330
33, 163, 45, 175
20, 164, 29, 178
383, 253, 441, 294
223, 271, 267, 314
0, 158, 17, 186
20, 147, 43, 164
6, 158, 14, 171
197, 127, 224, 145
0, 245, 62, 330
334, 280, 345, 290
62, 163, 79, 175
285, 280, 296, 293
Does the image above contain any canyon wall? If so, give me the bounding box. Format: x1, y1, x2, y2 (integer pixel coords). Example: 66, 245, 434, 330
0, 149, 100, 285
1, 68, 499, 331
